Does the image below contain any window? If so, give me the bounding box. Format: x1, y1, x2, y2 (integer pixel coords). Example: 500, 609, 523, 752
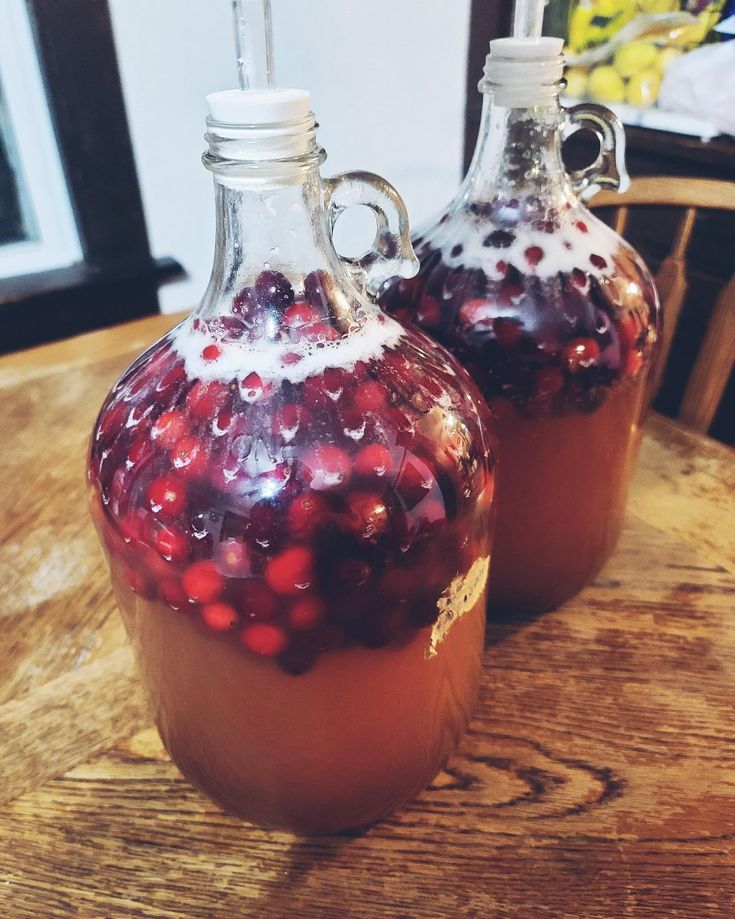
0, 0, 81, 278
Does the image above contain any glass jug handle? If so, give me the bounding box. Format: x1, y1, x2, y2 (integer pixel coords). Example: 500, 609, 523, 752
324, 171, 419, 298
563, 103, 631, 200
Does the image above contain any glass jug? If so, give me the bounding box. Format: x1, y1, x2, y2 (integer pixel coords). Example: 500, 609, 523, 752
87, 88, 496, 833
381, 38, 659, 615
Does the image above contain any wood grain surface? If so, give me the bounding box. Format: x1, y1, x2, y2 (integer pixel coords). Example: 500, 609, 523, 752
1, 314, 734, 918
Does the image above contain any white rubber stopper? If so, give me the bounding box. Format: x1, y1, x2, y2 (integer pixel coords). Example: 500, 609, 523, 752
489, 36, 564, 60
206, 88, 311, 125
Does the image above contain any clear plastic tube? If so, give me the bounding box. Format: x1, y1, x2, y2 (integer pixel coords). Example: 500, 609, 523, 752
512, 0, 547, 40
232, 0, 275, 90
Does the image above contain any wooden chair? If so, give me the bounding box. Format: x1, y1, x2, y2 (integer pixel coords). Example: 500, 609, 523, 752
591, 177, 735, 435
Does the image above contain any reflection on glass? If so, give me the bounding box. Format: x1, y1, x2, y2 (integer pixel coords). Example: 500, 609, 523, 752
0, 77, 34, 247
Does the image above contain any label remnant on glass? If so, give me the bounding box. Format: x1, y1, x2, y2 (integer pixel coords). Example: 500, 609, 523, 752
427, 555, 490, 659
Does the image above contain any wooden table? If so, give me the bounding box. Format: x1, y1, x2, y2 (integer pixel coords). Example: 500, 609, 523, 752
1, 314, 734, 918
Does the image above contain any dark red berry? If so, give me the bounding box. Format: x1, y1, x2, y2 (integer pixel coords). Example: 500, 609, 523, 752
287, 492, 331, 536
152, 409, 188, 449
525, 246, 544, 267
576, 220, 589, 233
303, 269, 332, 308
265, 546, 314, 595
459, 299, 494, 330
534, 367, 565, 398
590, 254, 608, 269
353, 444, 392, 478
493, 317, 523, 347
202, 344, 221, 361
416, 295, 441, 327
284, 301, 321, 328
241, 622, 288, 657
302, 445, 351, 491
240, 372, 266, 404
186, 380, 230, 419
255, 270, 294, 308
202, 602, 240, 632
238, 578, 279, 620
484, 229, 515, 248
147, 475, 187, 517
171, 436, 208, 478
233, 286, 256, 315
153, 524, 189, 563
351, 381, 385, 414
571, 268, 588, 288
289, 597, 325, 631
183, 560, 224, 603
161, 577, 188, 610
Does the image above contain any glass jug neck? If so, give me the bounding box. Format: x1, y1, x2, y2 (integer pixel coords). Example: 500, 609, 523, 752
463, 91, 574, 207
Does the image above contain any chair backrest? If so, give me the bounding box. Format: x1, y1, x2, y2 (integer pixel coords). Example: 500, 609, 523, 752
591, 177, 735, 435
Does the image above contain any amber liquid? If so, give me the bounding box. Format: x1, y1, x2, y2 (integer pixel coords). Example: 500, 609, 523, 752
488, 378, 645, 613
112, 565, 485, 835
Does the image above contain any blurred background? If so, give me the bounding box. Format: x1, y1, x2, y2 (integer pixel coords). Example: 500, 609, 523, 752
0, 0, 733, 440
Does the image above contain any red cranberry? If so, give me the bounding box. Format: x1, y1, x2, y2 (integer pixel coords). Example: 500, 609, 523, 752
233, 286, 256, 315
353, 444, 392, 478
155, 363, 186, 399
202, 602, 240, 631
289, 597, 325, 631
97, 400, 127, 445
484, 229, 515, 248
576, 220, 589, 234
215, 538, 250, 577
416, 295, 442, 327
302, 444, 351, 491
153, 523, 189, 563
171, 436, 208, 478
493, 317, 523, 347
459, 299, 494, 330
127, 437, 152, 467
499, 282, 525, 305
590, 254, 608, 270
351, 381, 385, 414
322, 367, 346, 401
496, 260, 508, 274
303, 269, 332, 308
564, 338, 601, 372
152, 409, 188, 450
161, 577, 188, 610
241, 622, 288, 657
255, 270, 294, 308
304, 322, 340, 342
186, 380, 230, 419
265, 546, 315, 595
525, 246, 544, 267
183, 560, 224, 603
273, 403, 302, 440
202, 344, 221, 362
284, 301, 321, 328
147, 475, 187, 517
240, 372, 267, 404
281, 352, 302, 366
347, 492, 390, 540
124, 566, 156, 599
571, 268, 588, 289
534, 367, 565, 398
287, 492, 332, 537
238, 578, 279, 620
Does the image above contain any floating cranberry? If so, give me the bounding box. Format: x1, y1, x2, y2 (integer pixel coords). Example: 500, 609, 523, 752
493, 317, 523, 347
304, 322, 340, 342
255, 270, 294, 309
484, 229, 515, 249
147, 475, 187, 517
459, 299, 494, 330
215, 538, 250, 577
416, 295, 442, 327
265, 546, 314, 595
289, 597, 325, 631
322, 367, 346, 401
124, 566, 156, 599
353, 444, 392, 478
287, 492, 331, 537
534, 367, 565, 398
564, 338, 601, 372
284, 301, 321, 328
571, 268, 588, 289
202, 602, 240, 632
352, 381, 385, 414
233, 286, 256, 315
202, 344, 221, 362
238, 578, 279, 620
186, 380, 231, 419
590, 254, 608, 270
127, 437, 152, 467
303, 269, 332, 308
241, 622, 288, 657
183, 560, 224, 604
336, 558, 372, 588
171, 436, 208, 478
273, 403, 302, 441
496, 260, 508, 274
155, 363, 186, 399
498, 282, 525, 306
302, 444, 351, 491
240, 371, 266, 404
153, 523, 189, 563
161, 577, 188, 610
576, 220, 589, 234
152, 409, 188, 450
524, 246, 544, 267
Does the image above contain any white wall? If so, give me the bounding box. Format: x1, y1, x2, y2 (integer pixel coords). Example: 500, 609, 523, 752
109, 0, 470, 314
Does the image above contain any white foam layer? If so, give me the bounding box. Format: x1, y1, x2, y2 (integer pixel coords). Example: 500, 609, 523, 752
428, 205, 622, 281
171, 309, 406, 386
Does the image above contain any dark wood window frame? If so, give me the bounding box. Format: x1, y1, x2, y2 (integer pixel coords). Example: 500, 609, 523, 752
0, 0, 183, 355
